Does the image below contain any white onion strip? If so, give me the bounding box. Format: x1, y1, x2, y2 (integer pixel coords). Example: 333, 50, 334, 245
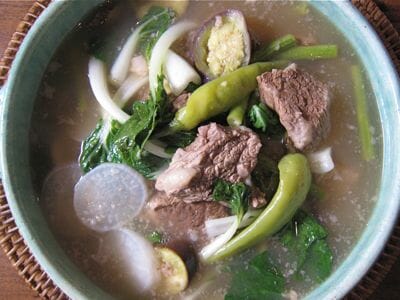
200, 218, 239, 261
88, 57, 130, 123
149, 21, 197, 99
113, 75, 149, 108
307, 147, 335, 174
164, 50, 201, 96
205, 210, 262, 238
110, 22, 148, 86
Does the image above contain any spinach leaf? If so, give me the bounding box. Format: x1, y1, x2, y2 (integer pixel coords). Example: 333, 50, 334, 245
160, 130, 197, 151
247, 91, 284, 136
225, 251, 285, 300
79, 75, 169, 179
138, 6, 176, 61
79, 119, 121, 173
279, 211, 333, 282
252, 152, 279, 200
185, 82, 201, 93
213, 179, 249, 218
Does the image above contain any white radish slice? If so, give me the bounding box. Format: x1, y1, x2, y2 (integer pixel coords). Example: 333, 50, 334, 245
99, 229, 159, 292
164, 50, 201, 96
88, 57, 130, 123
73, 163, 147, 232
41, 164, 87, 238
307, 147, 335, 174
149, 21, 197, 99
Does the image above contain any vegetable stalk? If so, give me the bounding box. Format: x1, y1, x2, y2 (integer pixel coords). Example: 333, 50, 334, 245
251, 34, 297, 63
206, 153, 311, 262
351, 65, 375, 161
273, 45, 338, 61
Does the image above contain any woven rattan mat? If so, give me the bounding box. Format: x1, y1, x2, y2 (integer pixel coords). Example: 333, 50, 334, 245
0, 0, 399, 299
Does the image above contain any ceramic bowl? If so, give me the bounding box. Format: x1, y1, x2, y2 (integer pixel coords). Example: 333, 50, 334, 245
1, 1, 399, 299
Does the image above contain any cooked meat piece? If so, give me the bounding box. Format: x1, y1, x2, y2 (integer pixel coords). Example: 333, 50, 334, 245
172, 93, 190, 111
250, 188, 267, 208
155, 123, 262, 203
257, 63, 331, 151
145, 192, 229, 249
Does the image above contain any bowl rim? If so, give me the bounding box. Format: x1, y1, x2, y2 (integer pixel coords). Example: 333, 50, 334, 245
1, 1, 400, 299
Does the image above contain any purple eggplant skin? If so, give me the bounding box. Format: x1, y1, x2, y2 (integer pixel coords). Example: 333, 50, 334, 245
192, 9, 251, 80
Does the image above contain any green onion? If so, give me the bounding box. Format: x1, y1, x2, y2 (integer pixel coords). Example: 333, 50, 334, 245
251, 34, 297, 63
273, 45, 338, 61
351, 65, 375, 161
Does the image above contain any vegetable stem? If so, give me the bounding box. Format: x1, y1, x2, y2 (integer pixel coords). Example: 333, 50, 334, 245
251, 34, 298, 63
351, 65, 375, 161
273, 45, 338, 61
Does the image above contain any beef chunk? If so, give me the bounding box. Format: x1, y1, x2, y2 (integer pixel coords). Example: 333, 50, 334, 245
145, 192, 229, 249
155, 123, 262, 203
257, 64, 331, 151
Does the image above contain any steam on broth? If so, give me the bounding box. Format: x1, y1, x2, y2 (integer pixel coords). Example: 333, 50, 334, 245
30, 0, 382, 299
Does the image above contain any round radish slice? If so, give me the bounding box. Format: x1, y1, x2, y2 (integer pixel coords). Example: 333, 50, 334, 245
73, 163, 147, 232
99, 229, 159, 292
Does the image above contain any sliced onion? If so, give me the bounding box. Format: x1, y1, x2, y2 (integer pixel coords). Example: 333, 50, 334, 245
110, 22, 148, 86
164, 50, 201, 96
113, 75, 149, 108
73, 163, 147, 232
88, 57, 130, 123
144, 139, 172, 159
200, 218, 239, 261
205, 210, 262, 238
149, 21, 197, 99
307, 147, 335, 174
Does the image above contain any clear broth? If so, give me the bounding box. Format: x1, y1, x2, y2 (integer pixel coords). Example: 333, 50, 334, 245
30, 0, 382, 299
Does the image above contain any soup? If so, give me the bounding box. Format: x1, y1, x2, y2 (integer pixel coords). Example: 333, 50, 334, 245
30, 0, 382, 299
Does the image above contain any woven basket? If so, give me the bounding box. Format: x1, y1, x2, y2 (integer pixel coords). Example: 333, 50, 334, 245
0, 0, 399, 299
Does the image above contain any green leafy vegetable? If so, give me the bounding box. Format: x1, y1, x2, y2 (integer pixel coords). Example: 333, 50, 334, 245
138, 6, 176, 61
247, 91, 284, 136
147, 231, 164, 244
225, 251, 285, 300
213, 179, 249, 218
160, 130, 197, 152
252, 152, 279, 200
79, 119, 121, 173
79, 75, 169, 178
248, 102, 284, 135
279, 210, 333, 282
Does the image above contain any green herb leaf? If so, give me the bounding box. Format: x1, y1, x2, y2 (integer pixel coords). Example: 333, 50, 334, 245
160, 130, 197, 150
79, 119, 121, 173
147, 231, 164, 244
279, 211, 333, 282
225, 251, 285, 300
79, 75, 169, 179
138, 6, 176, 61
185, 82, 201, 93
252, 152, 279, 200
247, 91, 284, 136
213, 179, 249, 218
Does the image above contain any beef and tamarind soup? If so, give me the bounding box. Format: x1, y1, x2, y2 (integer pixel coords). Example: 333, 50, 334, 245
30, 0, 382, 299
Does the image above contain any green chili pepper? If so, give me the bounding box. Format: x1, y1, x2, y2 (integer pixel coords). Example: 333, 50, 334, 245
206, 153, 311, 262
227, 98, 248, 127
170, 61, 288, 131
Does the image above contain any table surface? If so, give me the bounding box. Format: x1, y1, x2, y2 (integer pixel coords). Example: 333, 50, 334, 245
0, 0, 400, 299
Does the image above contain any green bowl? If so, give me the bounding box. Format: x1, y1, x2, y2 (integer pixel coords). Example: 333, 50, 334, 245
1, 1, 399, 299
